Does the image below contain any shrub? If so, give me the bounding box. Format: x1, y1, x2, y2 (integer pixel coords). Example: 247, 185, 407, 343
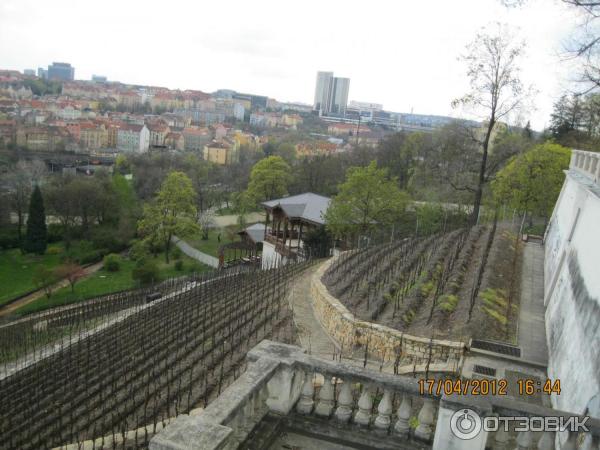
92, 227, 127, 253
439, 294, 459, 313
87, 250, 108, 264
46, 246, 62, 255
46, 224, 63, 243
174, 260, 184, 271
132, 260, 159, 286
129, 240, 149, 262
103, 253, 122, 272
172, 247, 182, 260
0, 227, 19, 249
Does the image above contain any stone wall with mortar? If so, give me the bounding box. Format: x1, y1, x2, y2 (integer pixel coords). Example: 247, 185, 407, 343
310, 258, 465, 372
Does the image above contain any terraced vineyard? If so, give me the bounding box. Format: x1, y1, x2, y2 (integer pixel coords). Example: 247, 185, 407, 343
0, 262, 309, 450
324, 222, 521, 341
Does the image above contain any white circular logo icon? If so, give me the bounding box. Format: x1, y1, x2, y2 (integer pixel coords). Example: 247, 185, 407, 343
450, 408, 482, 440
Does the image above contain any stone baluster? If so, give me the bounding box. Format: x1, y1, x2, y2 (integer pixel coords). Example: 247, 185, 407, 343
494, 425, 510, 450
296, 371, 314, 415
231, 409, 246, 443
374, 389, 393, 431
334, 380, 353, 423
584, 154, 591, 173
239, 396, 255, 437
353, 386, 373, 426
570, 151, 577, 169
254, 384, 268, 417
394, 394, 412, 437
537, 431, 554, 450
414, 398, 435, 441
515, 430, 532, 450
315, 375, 335, 417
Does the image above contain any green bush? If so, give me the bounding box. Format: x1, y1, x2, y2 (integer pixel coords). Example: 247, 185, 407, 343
0, 227, 20, 249
132, 260, 159, 286
92, 227, 128, 253
172, 247, 182, 260
129, 240, 149, 262
439, 294, 459, 313
174, 260, 184, 271
46, 224, 63, 243
46, 246, 62, 255
103, 253, 122, 272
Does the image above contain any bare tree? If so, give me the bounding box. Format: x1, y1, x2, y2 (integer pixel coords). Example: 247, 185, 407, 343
5, 160, 47, 247
453, 24, 533, 224
562, 1, 600, 91
197, 210, 215, 240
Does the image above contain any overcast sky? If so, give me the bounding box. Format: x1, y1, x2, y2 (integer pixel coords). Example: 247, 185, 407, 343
0, 0, 585, 129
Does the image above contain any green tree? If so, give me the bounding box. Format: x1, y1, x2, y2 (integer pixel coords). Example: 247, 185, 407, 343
492, 143, 570, 223
325, 161, 410, 237
23, 185, 47, 255
137, 171, 200, 263
246, 156, 291, 203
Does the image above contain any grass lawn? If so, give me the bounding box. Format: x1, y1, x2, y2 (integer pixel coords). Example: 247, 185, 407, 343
188, 228, 238, 257
14, 253, 211, 316
0, 243, 68, 306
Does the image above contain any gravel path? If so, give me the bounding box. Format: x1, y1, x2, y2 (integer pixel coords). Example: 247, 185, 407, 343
172, 236, 219, 268
288, 266, 340, 361
0, 261, 104, 318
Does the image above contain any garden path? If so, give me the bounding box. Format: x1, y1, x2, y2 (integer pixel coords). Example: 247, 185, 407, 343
0, 261, 104, 318
172, 236, 219, 268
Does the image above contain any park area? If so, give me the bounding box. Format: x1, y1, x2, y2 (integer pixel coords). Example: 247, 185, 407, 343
0, 242, 210, 316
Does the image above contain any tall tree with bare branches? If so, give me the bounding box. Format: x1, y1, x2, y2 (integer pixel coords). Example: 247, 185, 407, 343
453, 24, 533, 224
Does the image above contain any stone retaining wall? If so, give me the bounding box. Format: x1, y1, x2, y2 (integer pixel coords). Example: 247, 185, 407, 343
310, 258, 465, 371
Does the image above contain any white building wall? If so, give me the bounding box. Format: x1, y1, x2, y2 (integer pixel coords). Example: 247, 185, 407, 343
261, 241, 286, 269
544, 163, 600, 416
139, 125, 150, 152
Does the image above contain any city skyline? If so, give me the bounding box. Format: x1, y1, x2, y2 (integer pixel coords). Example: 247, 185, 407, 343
0, 0, 584, 129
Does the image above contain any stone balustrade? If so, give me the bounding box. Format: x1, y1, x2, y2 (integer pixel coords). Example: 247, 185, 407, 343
571, 149, 600, 184
150, 341, 600, 450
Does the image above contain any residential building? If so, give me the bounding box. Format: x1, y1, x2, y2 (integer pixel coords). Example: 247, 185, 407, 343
16, 126, 49, 150
47, 62, 75, 81
148, 122, 170, 147
295, 141, 338, 158
80, 123, 108, 149
37, 67, 47, 79
58, 105, 82, 121
203, 138, 239, 165
106, 123, 120, 148
281, 113, 303, 129
183, 127, 211, 151
327, 122, 371, 137
313, 71, 350, 116
330, 77, 350, 116
117, 123, 149, 153
0, 119, 16, 146
313, 71, 333, 115
16, 125, 69, 151
23, 69, 36, 76
164, 132, 184, 151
